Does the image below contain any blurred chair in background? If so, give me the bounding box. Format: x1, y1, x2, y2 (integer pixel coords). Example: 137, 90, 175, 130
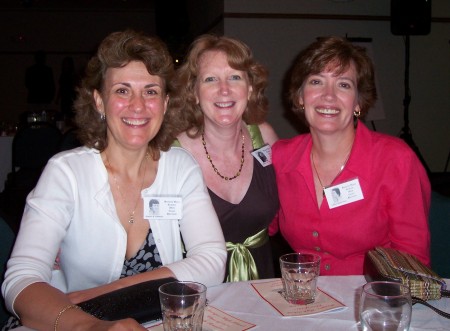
58, 127, 81, 152
0, 122, 62, 233
12, 122, 62, 171
429, 191, 450, 278
0, 212, 15, 324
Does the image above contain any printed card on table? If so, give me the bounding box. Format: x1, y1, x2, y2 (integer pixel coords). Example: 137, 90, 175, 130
146, 305, 255, 331
251, 279, 346, 317
202, 306, 256, 331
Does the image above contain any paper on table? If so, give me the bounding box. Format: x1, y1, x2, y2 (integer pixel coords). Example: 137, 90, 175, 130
145, 321, 162, 330
203, 306, 256, 331
145, 305, 256, 331
251, 279, 346, 317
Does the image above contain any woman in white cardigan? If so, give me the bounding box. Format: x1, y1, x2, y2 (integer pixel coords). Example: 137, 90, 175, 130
1, 30, 226, 331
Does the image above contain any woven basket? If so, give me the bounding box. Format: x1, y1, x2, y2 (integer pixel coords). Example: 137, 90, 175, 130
364, 247, 446, 301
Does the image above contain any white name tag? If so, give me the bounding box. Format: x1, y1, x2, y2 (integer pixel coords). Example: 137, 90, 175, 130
143, 196, 183, 220
324, 178, 364, 209
251, 144, 272, 167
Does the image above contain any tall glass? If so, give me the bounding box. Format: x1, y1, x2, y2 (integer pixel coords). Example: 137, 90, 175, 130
360, 281, 412, 331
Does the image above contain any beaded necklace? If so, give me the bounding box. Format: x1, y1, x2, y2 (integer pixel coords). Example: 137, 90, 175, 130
201, 129, 245, 181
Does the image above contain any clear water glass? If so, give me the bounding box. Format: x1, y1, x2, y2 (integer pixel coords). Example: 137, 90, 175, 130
158, 281, 207, 331
279, 253, 321, 304
360, 281, 412, 331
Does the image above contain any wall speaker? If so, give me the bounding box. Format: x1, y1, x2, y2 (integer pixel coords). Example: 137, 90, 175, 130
390, 0, 431, 35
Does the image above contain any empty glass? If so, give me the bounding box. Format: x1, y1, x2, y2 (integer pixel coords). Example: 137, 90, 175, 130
360, 281, 412, 331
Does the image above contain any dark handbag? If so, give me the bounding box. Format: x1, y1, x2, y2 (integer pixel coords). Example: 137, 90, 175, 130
364, 247, 450, 318
78, 277, 176, 324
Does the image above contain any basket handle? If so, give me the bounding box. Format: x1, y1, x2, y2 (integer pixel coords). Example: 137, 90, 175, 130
412, 294, 450, 319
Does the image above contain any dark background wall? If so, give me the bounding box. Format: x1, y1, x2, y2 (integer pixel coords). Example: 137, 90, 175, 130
0, 0, 156, 124
223, 0, 450, 173
0, 0, 449, 173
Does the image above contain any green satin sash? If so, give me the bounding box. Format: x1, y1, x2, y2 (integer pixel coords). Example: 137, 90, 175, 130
247, 124, 264, 150
226, 228, 269, 282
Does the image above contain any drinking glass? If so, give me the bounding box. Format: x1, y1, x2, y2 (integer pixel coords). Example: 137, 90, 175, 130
360, 281, 412, 331
158, 281, 207, 331
279, 253, 321, 304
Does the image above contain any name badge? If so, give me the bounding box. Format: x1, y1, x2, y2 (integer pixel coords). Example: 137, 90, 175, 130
324, 178, 364, 209
251, 144, 272, 167
143, 196, 183, 220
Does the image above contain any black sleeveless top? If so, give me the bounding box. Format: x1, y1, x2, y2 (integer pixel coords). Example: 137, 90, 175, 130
209, 157, 279, 280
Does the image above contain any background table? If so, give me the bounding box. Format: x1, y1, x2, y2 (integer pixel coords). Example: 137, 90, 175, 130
0, 136, 13, 193
207, 276, 450, 331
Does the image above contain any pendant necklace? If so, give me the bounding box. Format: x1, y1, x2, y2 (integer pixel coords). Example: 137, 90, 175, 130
202, 129, 245, 181
105, 152, 149, 224
311, 150, 351, 197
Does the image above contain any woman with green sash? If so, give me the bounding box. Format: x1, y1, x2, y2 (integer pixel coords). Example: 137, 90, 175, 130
169, 35, 279, 282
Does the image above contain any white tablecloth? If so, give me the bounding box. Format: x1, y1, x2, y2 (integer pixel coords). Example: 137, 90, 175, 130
11, 276, 450, 330
206, 276, 450, 331
0, 136, 13, 192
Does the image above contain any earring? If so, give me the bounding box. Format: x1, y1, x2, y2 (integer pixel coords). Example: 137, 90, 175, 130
300, 104, 305, 112
353, 109, 361, 118
100, 113, 105, 121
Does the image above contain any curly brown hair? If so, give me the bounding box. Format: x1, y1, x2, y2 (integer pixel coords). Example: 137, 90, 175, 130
289, 36, 377, 120
167, 34, 269, 138
74, 29, 176, 158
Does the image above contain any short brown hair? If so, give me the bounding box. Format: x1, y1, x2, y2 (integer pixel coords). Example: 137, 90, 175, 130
168, 34, 269, 137
74, 29, 176, 156
289, 36, 377, 119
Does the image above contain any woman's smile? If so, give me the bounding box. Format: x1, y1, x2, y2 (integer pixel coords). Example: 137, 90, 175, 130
121, 117, 150, 127
315, 107, 340, 115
